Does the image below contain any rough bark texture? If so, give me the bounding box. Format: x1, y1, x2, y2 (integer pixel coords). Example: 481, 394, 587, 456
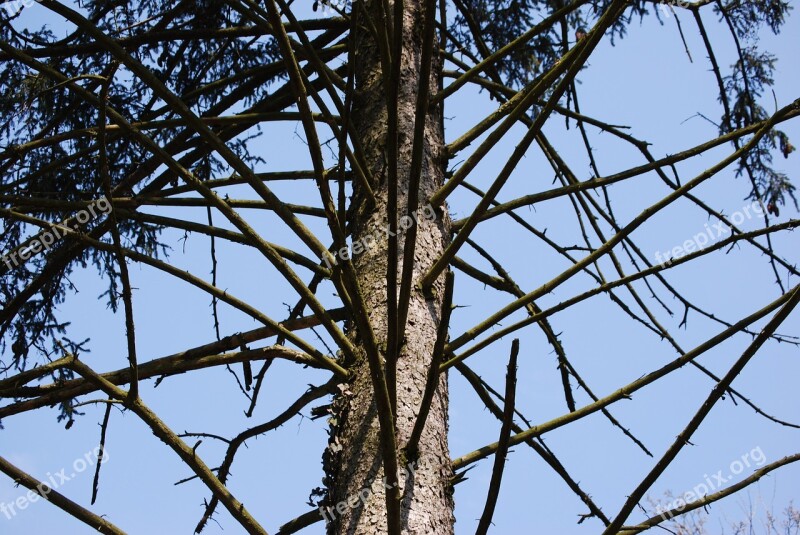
322, 1, 455, 533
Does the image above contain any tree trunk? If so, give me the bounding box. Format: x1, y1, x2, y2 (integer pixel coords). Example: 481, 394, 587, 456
322, 1, 455, 533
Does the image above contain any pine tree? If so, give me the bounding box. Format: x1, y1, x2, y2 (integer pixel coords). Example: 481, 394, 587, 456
0, 0, 797, 533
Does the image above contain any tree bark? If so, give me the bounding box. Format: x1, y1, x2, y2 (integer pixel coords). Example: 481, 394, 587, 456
322, 1, 455, 533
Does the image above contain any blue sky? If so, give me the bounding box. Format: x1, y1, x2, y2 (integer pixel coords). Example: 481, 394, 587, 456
1, 2, 798, 534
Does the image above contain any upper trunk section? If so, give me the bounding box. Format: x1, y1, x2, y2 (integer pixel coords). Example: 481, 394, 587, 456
323, 0, 455, 533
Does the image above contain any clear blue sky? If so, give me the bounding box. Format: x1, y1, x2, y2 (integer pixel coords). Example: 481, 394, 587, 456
1, 2, 798, 534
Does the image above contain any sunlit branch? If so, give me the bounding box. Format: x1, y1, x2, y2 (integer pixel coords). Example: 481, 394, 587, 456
0, 40, 354, 360
445, 100, 799, 353
192, 379, 338, 533
0, 456, 127, 535
68, 357, 268, 535
619, 453, 800, 533
603, 285, 800, 533
453, 285, 798, 470
446, 219, 799, 366
0, 207, 346, 377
